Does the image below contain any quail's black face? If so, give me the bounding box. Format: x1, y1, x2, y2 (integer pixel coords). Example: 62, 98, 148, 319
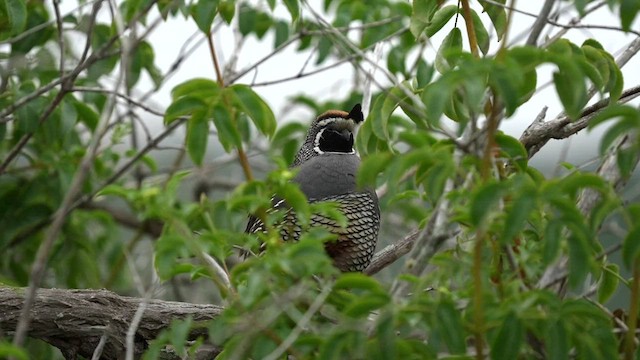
293, 104, 364, 166
318, 128, 354, 153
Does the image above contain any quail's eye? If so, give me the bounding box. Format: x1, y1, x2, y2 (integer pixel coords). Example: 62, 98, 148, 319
318, 128, 354, 153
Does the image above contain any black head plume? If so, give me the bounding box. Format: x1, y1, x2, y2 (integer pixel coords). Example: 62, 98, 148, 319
348, 104, 364, 123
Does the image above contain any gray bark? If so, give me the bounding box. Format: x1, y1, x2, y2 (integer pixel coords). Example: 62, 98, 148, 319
0, 287, 223, 359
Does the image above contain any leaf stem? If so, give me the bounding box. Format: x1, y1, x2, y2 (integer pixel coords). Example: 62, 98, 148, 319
625, 260, 640, 360
459, 0, 479, 57
206, 31, 254, 182
473, 229, 486, 359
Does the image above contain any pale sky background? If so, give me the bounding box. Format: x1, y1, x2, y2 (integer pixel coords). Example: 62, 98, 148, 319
57, 1, 640, 174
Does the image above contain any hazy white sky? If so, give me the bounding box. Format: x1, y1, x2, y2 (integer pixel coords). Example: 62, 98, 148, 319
58, 1, 640, 172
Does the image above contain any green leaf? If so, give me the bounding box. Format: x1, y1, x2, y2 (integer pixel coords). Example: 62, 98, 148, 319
387, 45, 406, 75
468, 9, 490, 55
582, 45, 610, 88
335, 273, 385, 293
171, 78, 220, 100
544, 321, 569, 360
470, 181, 505, 227
435, 300, 466, 354
164, 96, 207, 124
192, 0, 219, 33
0, 341, 29, 360
600, 117, 640, 154
623, 225, 640, 269
502, 188, 536, 244
617, 146, 639, 178
228, 84, 276, 137
254, 11, 272, 39
186, 112, 209, 166
369, 86, 410, 141
620, 0, 640, 32
490, 312, 523, 360
422, 79, 451, 125
605, 54, 623, 102
0, 0, 27, 40
576, 57, 604, 91
416, 59, 434, 88
280, 182, 310, 226
479, 0, 507, 40
357, 152, 393, 188
410, 0, 439, 39
424, 5, 456, 37
588, 104, 640, 130
567, 234, 591, 288
316, 36, 332, 65
375, 312, 396, 360
218, 0, 235, 24
238, 4, 256, 36
283, 0, 299, 22
491, 62, 521, 116
169, 317, 193, 356
344, 294, 389, 318
273, 20, 289, 48
211, 103, 242, 152
495, 132, 528, 170
435, 27, 462, 73
598, 263, 619, 303
552, 59, 587, 119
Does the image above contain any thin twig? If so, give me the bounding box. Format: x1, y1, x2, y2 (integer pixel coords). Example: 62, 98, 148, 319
90, 329, 109, 360
525, 0, 555, 46
71, 86, 165, 116
263, 285, 332, 360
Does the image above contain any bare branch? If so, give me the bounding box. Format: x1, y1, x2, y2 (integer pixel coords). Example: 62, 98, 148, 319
521, 84, 640, 157
526, 0, 555, 46
364, 230, 419, 276
0, 287, 222, 360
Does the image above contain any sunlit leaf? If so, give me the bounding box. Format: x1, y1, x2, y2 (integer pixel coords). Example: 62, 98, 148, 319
164, 96, 206, 124
228, 84, 276, 137
435, 27, 462, 73
410, 0, 439, 39
598, 263, 619, 303
191, 0, 219, 33
479, 0, 507, 40
467, 9, 490, 55
424, 5, 456, 37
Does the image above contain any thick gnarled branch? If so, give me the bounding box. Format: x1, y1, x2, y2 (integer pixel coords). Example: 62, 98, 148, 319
0, 288, 222, 360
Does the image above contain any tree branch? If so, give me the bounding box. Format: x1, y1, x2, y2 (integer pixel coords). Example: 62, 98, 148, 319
0, 287, 223, 360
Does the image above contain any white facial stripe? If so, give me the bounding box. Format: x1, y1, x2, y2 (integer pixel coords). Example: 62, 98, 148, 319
314, 128, 325, 154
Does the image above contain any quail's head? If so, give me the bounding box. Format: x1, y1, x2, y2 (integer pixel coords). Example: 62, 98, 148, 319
293, 104, 364, 166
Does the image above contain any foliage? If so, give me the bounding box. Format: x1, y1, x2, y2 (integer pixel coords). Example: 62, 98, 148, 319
1, 0, 640, 359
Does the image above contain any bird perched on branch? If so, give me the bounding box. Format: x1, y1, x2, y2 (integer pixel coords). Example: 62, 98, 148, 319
246, 104, 380, 272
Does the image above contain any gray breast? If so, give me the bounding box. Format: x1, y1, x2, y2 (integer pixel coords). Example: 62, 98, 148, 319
293, 153, 361, 200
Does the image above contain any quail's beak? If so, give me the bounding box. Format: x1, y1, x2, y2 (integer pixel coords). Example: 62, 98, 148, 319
339, 128, 353, 143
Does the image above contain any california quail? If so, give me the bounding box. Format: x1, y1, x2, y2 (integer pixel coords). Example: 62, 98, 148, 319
246, 104, 380, 272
